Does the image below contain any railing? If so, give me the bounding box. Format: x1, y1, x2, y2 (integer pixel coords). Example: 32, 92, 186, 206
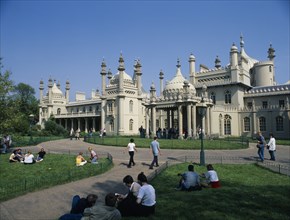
147, 155, 290, 181
0, 152, 113, 202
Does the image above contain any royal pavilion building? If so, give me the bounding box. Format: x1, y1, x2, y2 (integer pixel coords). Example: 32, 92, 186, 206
38, 36, 290, 139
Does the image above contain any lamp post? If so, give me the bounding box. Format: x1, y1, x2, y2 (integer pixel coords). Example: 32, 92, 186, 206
29, 114, 34, 143
198, 98, 207, 166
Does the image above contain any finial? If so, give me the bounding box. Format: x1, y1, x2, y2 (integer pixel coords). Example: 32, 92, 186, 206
176, 58, 181, 68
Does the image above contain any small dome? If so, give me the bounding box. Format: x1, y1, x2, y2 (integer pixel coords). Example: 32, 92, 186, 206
163, 64, 196, 96
231, 43, 238, 51
51, 83, 63, 95
110, 71, 133, 84
189, 53, 195, 61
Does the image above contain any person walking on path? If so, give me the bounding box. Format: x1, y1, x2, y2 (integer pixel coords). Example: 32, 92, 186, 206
126, 138, 137, 168
267, 133, 276, 161
149, 137, 161, 169
257, 131, 266, 162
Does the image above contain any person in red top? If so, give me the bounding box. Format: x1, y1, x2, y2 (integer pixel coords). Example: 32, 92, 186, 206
201, 164, 221, 188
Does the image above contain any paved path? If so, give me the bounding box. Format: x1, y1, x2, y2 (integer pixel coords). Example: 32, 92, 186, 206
0, 139, 289, 220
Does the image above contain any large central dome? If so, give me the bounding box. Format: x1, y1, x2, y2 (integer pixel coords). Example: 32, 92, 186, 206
163, 61, 196, 97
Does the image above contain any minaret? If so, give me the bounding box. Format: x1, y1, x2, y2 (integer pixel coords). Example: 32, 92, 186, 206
57, 81, 61, 89
118, 53, 125, 93
65, 80, 70, 103
230, 43, 238, 68
39, 79, 44, 104
215, 56, 221, 69
100, 59, 107, 96
189, 53, 196, 85
268, 43, 276, 85
48, 77, 53, 104
135, 59, 142, 96
159, 70, 164, 96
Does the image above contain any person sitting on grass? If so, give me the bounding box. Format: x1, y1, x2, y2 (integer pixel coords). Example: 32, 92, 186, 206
76, 152, 87, 166
15, 148, 24, 161
200, 164, 221, 188
23, 151, 36, 164
9, 150, 20, 163
88, 147, 98, 164
176, 164, 201, 191
116, 175, 141, 217
135, 172, 156, 217
36, 147, 46, 162
59, 194, 98, 220
82, 193, 121, 220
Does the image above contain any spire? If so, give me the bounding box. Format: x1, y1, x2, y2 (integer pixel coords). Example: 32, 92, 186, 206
100, 58, 107, 76
118, 53, 125, 71
176, 58, 181, 68
107, 68, 112, 80
215, 55, 221, 69
267, 43, 276, 61
240, 33, 244, 49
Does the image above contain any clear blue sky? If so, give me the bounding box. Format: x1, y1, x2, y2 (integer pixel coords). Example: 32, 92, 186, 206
1, 0, 289, 100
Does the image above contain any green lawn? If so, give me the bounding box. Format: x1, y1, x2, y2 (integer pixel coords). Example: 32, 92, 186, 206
124, 163, 290, 220
85, 136, 250, 150
0, 153, 113, 202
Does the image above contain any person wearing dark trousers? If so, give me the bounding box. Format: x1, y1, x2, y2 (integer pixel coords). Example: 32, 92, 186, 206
126, 138, 137, 168
149, 137, 161, 169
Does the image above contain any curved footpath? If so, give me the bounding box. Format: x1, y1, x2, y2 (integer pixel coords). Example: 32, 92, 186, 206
0, 139, 289, 220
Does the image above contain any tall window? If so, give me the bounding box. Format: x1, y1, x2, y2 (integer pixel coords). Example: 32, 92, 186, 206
89, 106, 92, 112
224, 115, 231, 135
262, 101, 268, 109
108, 103, 113, 112
82, 107, 86, 112
259, 117, 266, 132
247, 102, 252, 109
156, 119, 160, 129
225, 90, 231, 104
129, 100, 133, 113
164, 119, 168, 128
276, 116, 283, 131
110, 119, 114, 132
210, 92, 216, 104
244, 117, 250, 132
279, 100, 285, 108
57, 108, 61, 115
219, 114, 223, 136
129, 119, 133, 131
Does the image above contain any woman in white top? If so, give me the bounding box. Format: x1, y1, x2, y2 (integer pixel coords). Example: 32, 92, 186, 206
23, 151, 35, 164
136, 172, 156, 217
126, 138, 137, 168
201, 164, 220, 188
267, 133, 276, 161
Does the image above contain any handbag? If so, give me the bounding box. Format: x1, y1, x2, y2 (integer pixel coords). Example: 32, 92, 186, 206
256, 144, 260, 148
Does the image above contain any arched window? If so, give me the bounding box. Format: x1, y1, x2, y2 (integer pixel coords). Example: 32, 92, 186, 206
276, 116, 283, 131
224, 114, 231, 135
244, 117, 250, 132
210, 92, 216, 104
129, 100, 133, 113
225, 90, 231, 104
129, 119, 133, 131
259, 117, 266, 132
57, 108, 61, 115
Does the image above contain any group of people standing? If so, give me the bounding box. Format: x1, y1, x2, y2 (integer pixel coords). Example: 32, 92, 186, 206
256, 132, 277, 162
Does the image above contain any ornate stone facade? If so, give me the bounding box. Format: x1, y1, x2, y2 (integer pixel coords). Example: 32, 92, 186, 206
39, 36, 290, 139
